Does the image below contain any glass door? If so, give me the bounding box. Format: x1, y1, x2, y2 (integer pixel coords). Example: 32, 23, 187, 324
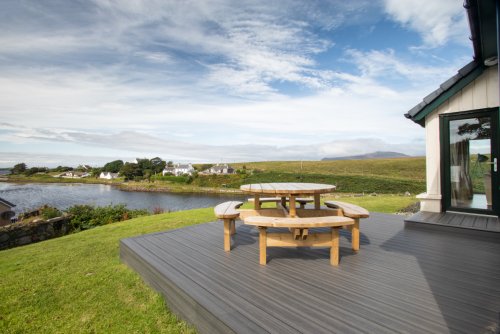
441, 109, 499, 215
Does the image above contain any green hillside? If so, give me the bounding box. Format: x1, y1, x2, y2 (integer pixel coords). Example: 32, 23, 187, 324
229, 157, 425, 180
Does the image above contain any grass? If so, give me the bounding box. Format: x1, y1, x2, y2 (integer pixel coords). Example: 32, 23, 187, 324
0, 196, 416, 333
229, 157, 425, 180
0, 208, 214, 334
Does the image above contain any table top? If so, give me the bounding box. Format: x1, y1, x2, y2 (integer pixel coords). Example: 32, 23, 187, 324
240, 182, 336, 195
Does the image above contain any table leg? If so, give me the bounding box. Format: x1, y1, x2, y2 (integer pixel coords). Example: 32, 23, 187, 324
259, 227, 267, 265
289, 195, 296, 217
224, 219, 231, 252
280, 196, 287, 209
330, 227, 339, 266
352, 219, 360, 251
314, 194, 321, 210
254, 195, 261, 210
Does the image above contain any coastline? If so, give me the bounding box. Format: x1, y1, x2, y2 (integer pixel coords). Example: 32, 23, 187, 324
0, 176, 245, 195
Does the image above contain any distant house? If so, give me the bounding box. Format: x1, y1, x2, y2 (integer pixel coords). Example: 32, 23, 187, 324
162, 163, 195, 176
60, 171, 91, 178
405, 0, 499, 216
0, 197, 15, 226
99, 172, 120, 179
203, 164, 235, 175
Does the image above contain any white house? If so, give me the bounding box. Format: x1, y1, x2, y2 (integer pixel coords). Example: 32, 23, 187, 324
162, 163, 195, 176
203, 164, 235, 175
99, 172, 120, 179
59, 171, 91, 178
405, 0, 499, 217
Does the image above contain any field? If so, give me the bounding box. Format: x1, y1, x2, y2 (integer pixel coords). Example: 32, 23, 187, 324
193, 157, 426, 194
229, 157, 425, 180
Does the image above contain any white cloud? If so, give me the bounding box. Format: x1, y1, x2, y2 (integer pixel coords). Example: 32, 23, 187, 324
0, 0, 471, 165
383, 0, 469, 47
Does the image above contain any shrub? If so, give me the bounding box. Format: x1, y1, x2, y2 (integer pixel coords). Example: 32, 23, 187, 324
40, 206, 62, 220
66, 204, 148, 231
152, 207, 164, 214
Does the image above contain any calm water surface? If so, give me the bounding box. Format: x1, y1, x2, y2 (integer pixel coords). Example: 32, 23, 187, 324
0, 182, 245, 214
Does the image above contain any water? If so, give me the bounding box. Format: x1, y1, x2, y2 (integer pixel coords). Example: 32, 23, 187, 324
0, 182, 245, 214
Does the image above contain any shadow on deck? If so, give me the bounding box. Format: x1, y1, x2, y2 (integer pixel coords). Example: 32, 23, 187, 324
121, 213, 500, 334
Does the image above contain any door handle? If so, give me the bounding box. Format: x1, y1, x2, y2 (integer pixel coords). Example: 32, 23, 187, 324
485, 158, 497, 172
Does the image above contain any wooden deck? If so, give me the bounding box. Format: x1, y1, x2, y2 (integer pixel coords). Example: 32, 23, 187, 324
121, 213, 500, 334
406, 211, 500, 234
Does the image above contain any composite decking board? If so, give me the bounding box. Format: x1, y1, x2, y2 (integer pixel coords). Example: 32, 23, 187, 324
120, 241, 238, 334
155, 225, 442, 333
135, 230, 494, 334
144, 237, 306, 334
122, 213, 500, 334
122, 237, 271, 334
171, 225, 448, 333
219, 221, 500, 302
220, 223, 500, 328
151, 234, 369, 334
160, 224, 402, 330
406, 211, 500, 233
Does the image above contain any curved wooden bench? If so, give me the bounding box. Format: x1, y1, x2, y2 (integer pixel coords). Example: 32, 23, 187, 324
244, 215, 354, 266
324, 201, 369, 251
214, 201, 243, 251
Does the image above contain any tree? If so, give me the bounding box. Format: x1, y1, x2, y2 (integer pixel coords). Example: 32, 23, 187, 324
150, 157, 166, 174
103, 160, 124, 173
120, 162, 142, 181
11, 163, 27, 175
457, 117, 490, 139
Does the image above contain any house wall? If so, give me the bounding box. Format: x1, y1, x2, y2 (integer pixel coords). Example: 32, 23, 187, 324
419, 65, 499, 212
0, 202, 13, 226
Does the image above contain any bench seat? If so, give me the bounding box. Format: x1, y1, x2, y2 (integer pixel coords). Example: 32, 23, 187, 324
324, 201, 370, 251
214, 201, 243, 251
244, 215, 354, 266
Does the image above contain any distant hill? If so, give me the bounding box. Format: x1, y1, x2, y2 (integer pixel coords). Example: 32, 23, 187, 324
322, 151, 409, 161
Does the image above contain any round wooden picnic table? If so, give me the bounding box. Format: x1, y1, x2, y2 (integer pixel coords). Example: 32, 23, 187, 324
240, 182, 336, 217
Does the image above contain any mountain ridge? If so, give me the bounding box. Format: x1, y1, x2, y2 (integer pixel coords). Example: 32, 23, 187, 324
322, 151, 410, 161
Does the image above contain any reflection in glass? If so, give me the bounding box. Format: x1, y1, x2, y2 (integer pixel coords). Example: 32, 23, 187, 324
449, 117, 491, 210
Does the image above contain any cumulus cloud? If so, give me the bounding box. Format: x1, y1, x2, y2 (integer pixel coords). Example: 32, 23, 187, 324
383, 0, 469, 47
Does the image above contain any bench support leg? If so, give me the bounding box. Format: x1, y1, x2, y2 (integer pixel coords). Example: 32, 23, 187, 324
330, 228, 339, 266
254, 195, 261, 210
314, 194, 321, 210
223, 219, 232, 252
289, 196, 297, 217
352, 219, 360, 251
259, 227, 267, 265
230, 219, 236, 235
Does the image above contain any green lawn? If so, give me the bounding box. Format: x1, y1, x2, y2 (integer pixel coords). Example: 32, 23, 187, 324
0, 196, 416, 333
0, 208, 214, 334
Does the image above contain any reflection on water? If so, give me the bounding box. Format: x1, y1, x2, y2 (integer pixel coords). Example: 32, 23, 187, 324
0, 182, 245, 214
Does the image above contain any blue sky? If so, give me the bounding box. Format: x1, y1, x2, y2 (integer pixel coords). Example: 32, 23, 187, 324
0, 0, 472, 167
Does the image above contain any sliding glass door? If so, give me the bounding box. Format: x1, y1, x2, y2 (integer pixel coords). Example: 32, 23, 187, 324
441, 109, 499, 215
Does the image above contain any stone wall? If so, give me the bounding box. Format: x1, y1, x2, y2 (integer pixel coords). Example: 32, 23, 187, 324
0, 216, 72, 250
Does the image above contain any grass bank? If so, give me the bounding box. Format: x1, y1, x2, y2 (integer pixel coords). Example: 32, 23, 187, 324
0, 208, 214, 334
